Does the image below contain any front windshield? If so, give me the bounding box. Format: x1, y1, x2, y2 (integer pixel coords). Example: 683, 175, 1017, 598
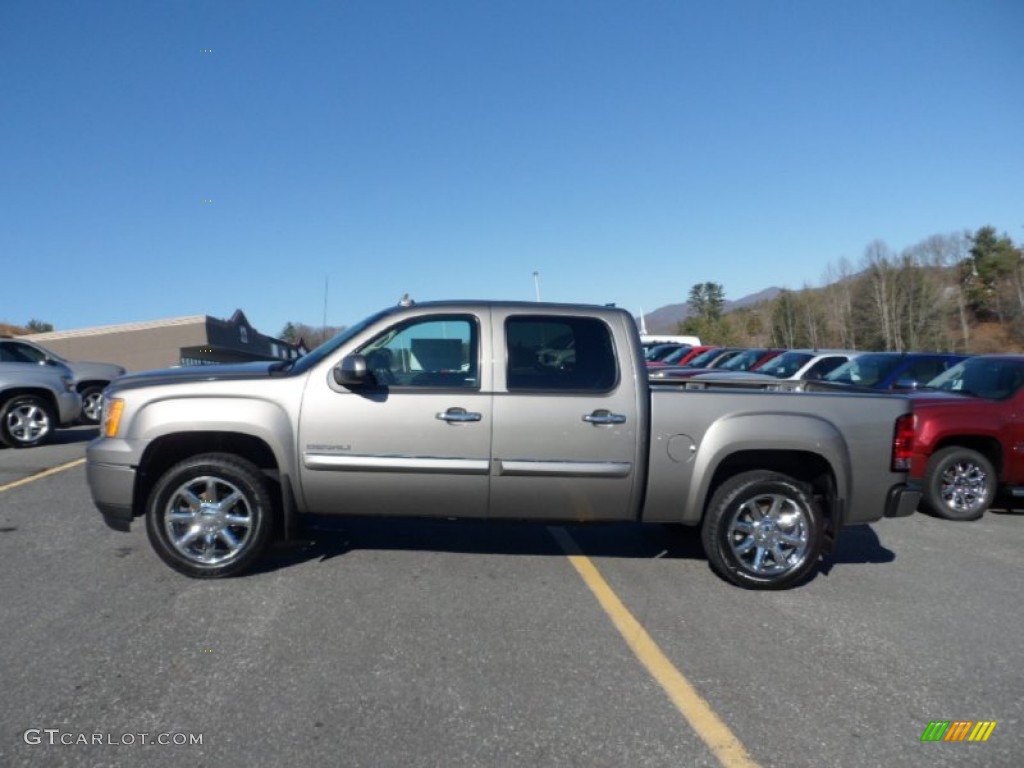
756, 351, 813, 378
288, 308, 394, 375
719, 349, 764, 372
825, 354, 903, 387
645, 343, 681, 361
661, 345, 696, 365
924, 357, 1024, 400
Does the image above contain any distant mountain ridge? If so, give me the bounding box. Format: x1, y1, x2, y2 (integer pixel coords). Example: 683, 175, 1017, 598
639, 287, 782, 334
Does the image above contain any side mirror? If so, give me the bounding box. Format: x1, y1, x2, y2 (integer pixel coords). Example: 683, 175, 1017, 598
333, 354, 370, 386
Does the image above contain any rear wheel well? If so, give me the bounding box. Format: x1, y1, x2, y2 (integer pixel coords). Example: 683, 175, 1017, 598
932, 436, 1003, 475
134, 432, 283, 525
706, 450, 837, 534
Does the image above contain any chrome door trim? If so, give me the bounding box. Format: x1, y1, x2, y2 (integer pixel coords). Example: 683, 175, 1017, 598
495, 460, 632, 478
304, 454, 490, 474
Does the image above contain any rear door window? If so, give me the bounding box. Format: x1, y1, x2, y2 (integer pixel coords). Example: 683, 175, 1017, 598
505, 316, 617, 392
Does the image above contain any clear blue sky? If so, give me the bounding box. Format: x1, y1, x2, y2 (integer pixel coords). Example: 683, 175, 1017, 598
2, 0, 1022, 337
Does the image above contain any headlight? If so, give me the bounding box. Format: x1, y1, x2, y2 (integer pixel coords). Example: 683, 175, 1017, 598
103, 398, 125, 438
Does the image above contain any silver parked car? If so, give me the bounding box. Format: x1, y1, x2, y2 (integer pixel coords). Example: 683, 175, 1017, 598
0, 337, 125, 425
0, 353, 82, 448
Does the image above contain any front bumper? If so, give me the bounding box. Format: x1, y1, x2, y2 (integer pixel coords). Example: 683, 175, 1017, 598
86, 438, 141, 531
884, 483, 921, 518
56, 391, 83, 426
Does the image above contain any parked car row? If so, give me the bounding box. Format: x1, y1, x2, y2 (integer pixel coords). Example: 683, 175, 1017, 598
667, 347, 1024, 522
648, 344, 967, 392
0, 337, 125, 448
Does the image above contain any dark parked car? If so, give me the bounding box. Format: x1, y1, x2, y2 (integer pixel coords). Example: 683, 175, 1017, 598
644, 343, 689, 362
817, 352, 968, 392
650, 348, 783, 380
649, 348, 748, 380
647, 344, 719, 368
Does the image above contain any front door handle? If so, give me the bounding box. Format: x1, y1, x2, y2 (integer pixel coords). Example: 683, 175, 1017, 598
583, 410, 627, 426
436, 408, 483, 423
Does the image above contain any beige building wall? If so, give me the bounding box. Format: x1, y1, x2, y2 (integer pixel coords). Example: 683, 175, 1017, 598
24, 317, 208, 373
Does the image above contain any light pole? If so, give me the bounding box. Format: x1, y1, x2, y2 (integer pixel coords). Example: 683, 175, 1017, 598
322, 274, 329, 335
533, 271, 541, 302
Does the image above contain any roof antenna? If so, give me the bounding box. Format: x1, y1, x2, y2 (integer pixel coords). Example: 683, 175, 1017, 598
399, 293, 414, 307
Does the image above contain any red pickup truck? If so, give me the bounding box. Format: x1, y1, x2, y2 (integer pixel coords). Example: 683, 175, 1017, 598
909, 355, 1024, 520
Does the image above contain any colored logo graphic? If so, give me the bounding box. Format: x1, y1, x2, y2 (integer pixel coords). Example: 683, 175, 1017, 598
921, 721, 997, 742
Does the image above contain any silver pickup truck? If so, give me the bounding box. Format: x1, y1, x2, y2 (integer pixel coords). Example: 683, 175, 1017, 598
86, 300, 920, 589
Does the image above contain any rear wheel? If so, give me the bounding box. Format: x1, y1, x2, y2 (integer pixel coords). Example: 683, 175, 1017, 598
922, 447, 995, 521
0, 395, 55, 448
701, 470, 824, 590
146, 454, 274, 578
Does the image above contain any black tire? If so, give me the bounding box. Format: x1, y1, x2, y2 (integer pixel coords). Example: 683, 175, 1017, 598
701, 470, 825, 590
0, 395, 55, 448
79, 385, 105, 425
146, 454, 275, 578
922, 447, 995, 521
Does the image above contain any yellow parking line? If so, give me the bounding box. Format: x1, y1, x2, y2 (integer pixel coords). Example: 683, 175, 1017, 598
0, 458, 85, 493
549, 526, 760, 768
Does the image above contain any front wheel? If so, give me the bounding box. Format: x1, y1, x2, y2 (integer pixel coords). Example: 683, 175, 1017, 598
146, 454, 274, 578
922, 447, 995, 521
0, 395, 55, 448
701, 470, 824, 590
79, 385, 105, 425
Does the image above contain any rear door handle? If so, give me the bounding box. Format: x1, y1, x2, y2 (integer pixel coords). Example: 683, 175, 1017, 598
583, 410, 627, 425
436, 408, 483, 423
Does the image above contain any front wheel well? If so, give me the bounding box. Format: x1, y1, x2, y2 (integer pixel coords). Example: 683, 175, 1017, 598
133, 432, 282, 521
0, 387, 61, 414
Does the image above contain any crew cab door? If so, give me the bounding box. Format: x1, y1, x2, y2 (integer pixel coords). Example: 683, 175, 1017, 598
489, 311, 642, 521
298, 313, 492, 517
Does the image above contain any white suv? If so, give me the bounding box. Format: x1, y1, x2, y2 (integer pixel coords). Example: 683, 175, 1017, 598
752, 349, 862, 380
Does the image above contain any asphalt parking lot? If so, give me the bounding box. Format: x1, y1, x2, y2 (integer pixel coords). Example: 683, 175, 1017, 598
1, 427, 1022, 768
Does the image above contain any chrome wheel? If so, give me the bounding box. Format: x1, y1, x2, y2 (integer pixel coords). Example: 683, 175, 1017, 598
81, 388, 104, 424
924, 447, 995, 521
163, 475, 255, 566
1, 396, 53, 447
938, 459, 989, 515
727, 492, 811, 577
702, 470, 824, 589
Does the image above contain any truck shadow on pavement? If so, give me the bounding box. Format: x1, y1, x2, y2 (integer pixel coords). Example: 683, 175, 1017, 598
818, 524, 895, 576
257, 519, 706, 575
254, 516, 897, 584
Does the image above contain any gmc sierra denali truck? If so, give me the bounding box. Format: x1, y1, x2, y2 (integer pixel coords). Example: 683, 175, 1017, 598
86, 300, 920, 589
